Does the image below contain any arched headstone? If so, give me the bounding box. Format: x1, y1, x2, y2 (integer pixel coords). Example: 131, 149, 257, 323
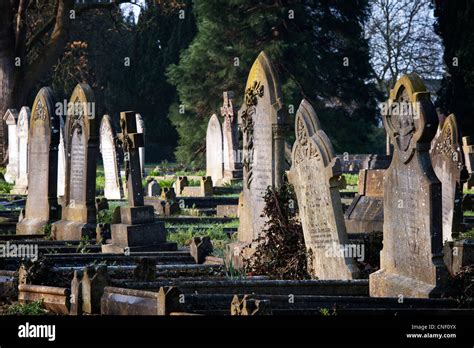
370, 73, 449, 298
11, 107, 31, 194
100, 115, 123, 199
430, 114, 468, 242
3, 109, 19, 183
57, 115, 66, 199
288, 100, 359, 280
228, 52, 288, 266
206, 114, 223, 185
52, 84, 99, 240
17, 88, 60, 235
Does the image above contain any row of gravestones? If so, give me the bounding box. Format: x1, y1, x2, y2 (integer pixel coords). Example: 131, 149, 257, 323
206, 92, 243, 186
345, 115, 472, 241
13, 84, 173, 253
228, 51, 470, 299
2, 101, 146, 201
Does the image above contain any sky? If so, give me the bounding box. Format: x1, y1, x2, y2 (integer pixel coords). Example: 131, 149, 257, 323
120, 0, 145, 23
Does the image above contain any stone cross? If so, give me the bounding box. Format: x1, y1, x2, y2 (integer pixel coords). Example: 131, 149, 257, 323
118, 111, 145, 207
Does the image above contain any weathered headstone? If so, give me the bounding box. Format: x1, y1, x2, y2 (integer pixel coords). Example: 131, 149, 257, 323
370, 73, 449, 298
430, 114, 467, 242
57, 115, 66, 199
220, 91, 242, 182
102, 111, 176, 253
3, 109, 19, 183
100, 115, 123, 200
206, 114, 224, 185
228, 52, 287, 266
237, 52, 287, 243
17, 88, 60, 235
11, 107, 31, 195
344, 169, 385, 234
135, 113, 145, 177
52, 84, 99, 240
288, 100, 359, 280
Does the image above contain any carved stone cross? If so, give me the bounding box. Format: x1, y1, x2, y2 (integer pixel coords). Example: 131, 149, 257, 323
117, 111, 144, 207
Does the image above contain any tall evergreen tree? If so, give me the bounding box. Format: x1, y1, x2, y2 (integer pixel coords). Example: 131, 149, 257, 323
434, 0, 474, 137
168, 0, 383, 167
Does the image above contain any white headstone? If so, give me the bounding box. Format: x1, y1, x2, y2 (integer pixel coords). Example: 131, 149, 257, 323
57, 115, 66, 198
206, 114, 224, 185
3, 109, 19, 183
100, 115, 123, 200
11, 107, 31, 194
136, 113, 145, 177
147, 180, 161, 197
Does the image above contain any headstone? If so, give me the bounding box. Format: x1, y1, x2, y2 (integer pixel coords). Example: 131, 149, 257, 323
220, 91, 242, 182
102, 111, 176, 253
17, 88, 60, 235
430, 114, 468, 242
174, 176, 188, 196
11, 107, 31, 194
100, 115, 123, 199
147, 180, 161, 197
462, 136, 474, 190
236, 52, 287, 245
180, 176, 213, 197
57, 115, 66, 199
369, 73, 449, 298
135, 113, 145, 177
3, 109, 19, 183
288, 99, 359, 280
52, 84, 99, 240
206, 114, 224, 185
344, 169, 385, 234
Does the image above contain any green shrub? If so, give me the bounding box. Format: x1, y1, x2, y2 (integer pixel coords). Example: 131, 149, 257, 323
7, 300, 47, 315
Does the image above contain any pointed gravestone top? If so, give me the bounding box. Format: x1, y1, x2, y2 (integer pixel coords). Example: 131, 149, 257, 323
100, 115, 123, 200
17, 87, 60, 235
206, 114, 223, 185
431, 114, 468, 241
52, 83, 98, 241
370, 73, 449, 298
11, 107, 31, 195
288, 100, 359, 279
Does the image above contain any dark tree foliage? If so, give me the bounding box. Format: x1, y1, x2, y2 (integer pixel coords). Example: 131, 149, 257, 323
243, 176, 312, 280
434, 0, 474, 137
52, 1, 197, 161
168, 0, 383, 166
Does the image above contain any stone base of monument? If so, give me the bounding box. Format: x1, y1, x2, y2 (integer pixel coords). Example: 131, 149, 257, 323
52, 221, 96, 241
16, 219, 50, 235
101, 205, 177, 253
10, 185, 28, 195
369, 270, 448, 298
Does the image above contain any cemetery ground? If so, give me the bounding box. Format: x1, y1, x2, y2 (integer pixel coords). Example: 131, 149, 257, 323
0, 163, 473, 317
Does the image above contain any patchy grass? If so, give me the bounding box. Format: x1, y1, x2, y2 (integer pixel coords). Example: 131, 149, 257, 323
464, 188, 474, 195
7, 300, 47, 315
464, 211, 474, 217
342, 173, 359, 186
167, 224, 231, 258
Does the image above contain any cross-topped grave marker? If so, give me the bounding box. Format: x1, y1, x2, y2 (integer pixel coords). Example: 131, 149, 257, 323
102, 111, 176, 254
118, 111, 144, 206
